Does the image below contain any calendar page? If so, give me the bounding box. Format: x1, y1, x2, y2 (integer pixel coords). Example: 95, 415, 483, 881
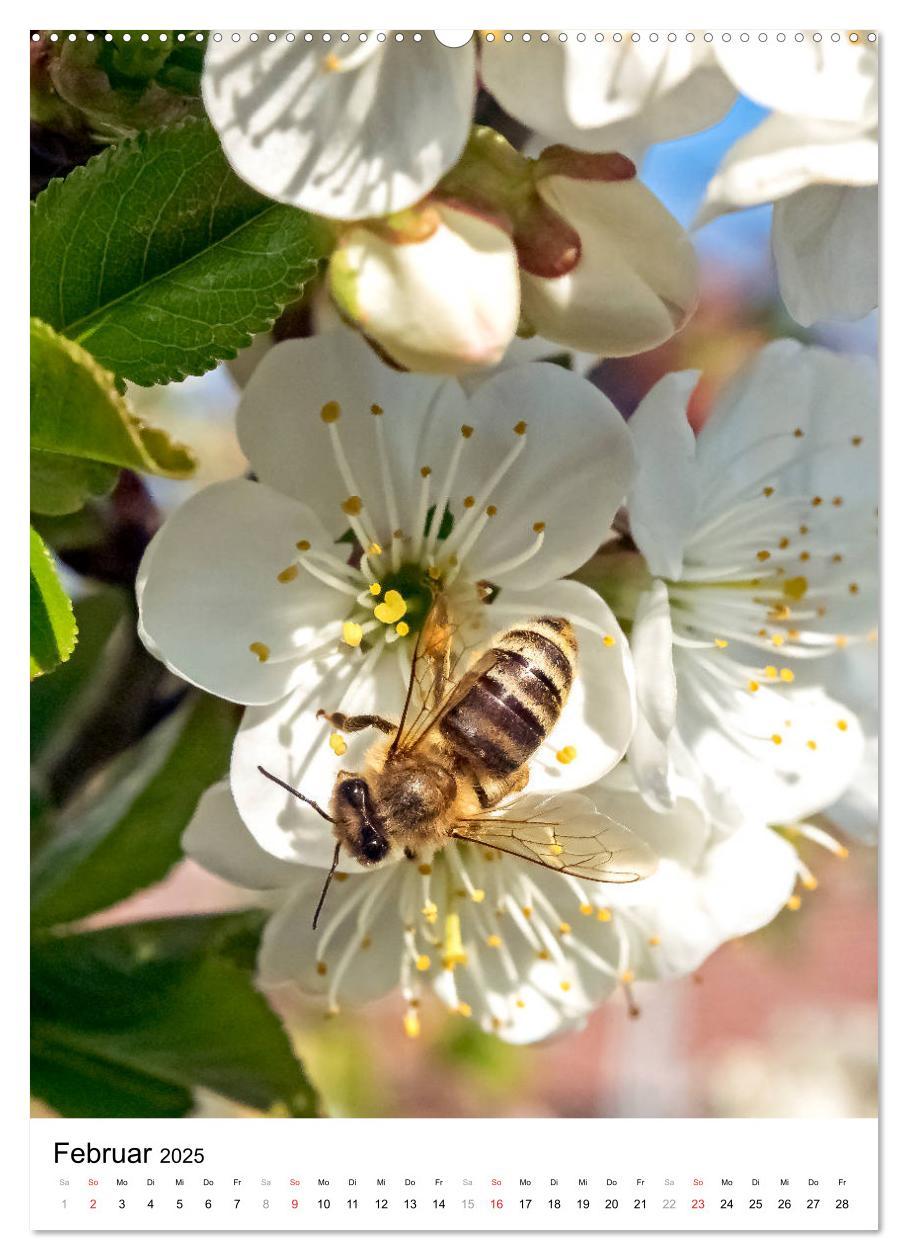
27, 9, 881, 1242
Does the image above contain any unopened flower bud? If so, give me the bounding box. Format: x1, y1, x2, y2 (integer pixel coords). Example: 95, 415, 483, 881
328, 200, 521, 376
519, 146, 698, 357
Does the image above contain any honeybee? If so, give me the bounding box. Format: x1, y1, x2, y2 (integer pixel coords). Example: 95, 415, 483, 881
259, 591, 655, 926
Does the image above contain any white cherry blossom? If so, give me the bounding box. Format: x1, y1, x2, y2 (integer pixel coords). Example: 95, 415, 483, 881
617, 339, 876, 826
137, 329, 638, 864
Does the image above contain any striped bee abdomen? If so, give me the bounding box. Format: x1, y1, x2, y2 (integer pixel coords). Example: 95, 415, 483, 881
439, 616, 577, 779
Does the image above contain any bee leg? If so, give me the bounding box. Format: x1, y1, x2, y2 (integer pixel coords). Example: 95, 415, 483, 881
472, 765, 530, 811
317, 709, 396, 735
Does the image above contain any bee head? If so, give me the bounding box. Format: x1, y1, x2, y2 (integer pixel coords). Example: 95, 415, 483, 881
332, 775, 390, 866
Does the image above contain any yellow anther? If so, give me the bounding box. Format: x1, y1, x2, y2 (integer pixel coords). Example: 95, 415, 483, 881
771, 733, 783, 745
323, 52, 342, 71
806, 739, 817, 751
420, 465, 431, 478
249, 641, 270, 662
756, 550, 771, 562
370, 403, 384, 415
360, 936, 372, 949
533, 521, 545, 533
421, 901, 438, 924
621, 969, 635, 984
835, 843, 850, 859
556, 745, 577, 765
787, 894, 802, 911
368, 541, 383, 555
648, 935, 661, 947
456, 1001, 473, 1017
334, 872, 349, 882
486, 504, 498, 517
579, 904, 593, 916
329, 732, 347, 756
799, 551, 810, 562
320, 400, 341, 423
748, 681, 760, 693
762, 486, 775, 497
427, 565, 441, 580
513, 420, 527, 435
461, 425, 474, 438
396, 622, 410, 637
342, 621, 363, 647
415, 954, 431, 973
521, 905, 533, 919
515, 998, 526, 1009
832, 496, 843, 507
835, 634, 849, 648
800, 524, 809, 535
801, 873, 819, 891
852, 435, 863, 446
469, 889, 485, 904
342, 495, 362, 516
418, 863, 432, 876
849, 583, 860, 595
277, 564, 298, 583
764, 666, 778, 679
559, 980, 572, 992
559, 922, 572, 935
812, 496, 823, 507
771, 634, 786, 647
537, 949, 550, 961
597, 908, 611, 923
832, 554, 843, 564
793, 427, 805, 438
783, 576, 808, 601
316, 961, 327, 976
403, 1009, 421, 1038
463, 495, 475, 508
714, 638, 728, 649
369, 582, 382, 596
296, 539, 311, 551
442, 912, 467, 969
486, 934, 502, 948
837, 719, 849, 732
780, 668, 795, 683
778, 537, 790, 550
602, 635, 615, 647
548, 843, 564, 856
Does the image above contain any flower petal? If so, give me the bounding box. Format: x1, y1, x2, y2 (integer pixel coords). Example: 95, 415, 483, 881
330, 201, 521, 375
715, 41, 877, 127
481, 38, 735, 148
203, 33, 475, 219
136, 479, 347, 705
627, 370, 700, 579
773, 184, 878, 325
258, 865, 404, 1001
488, 580, 637, 793
183, 781, 303, 889
236, 330, 463, 544
697, 113, 877, 225
522, 173, 699, 356
445, 362, 634, 589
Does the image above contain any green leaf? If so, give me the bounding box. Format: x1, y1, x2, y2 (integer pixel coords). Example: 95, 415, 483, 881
30, 525, 77, 680
32, 914, 318, 1118
31, 692, 238, 928
31, 117, 328, 385
31, 587, 127, 760
30, 318, 196, 514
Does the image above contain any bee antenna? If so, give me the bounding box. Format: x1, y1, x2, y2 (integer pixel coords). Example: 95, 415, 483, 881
313, 842, 342, 930
257, 765, 336, 824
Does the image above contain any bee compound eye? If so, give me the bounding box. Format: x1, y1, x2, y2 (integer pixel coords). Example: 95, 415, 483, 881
359, 825, 389, 864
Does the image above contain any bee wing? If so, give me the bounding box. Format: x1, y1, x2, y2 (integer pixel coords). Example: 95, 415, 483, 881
454, 802, 657, 884
389, 589, 459, 756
